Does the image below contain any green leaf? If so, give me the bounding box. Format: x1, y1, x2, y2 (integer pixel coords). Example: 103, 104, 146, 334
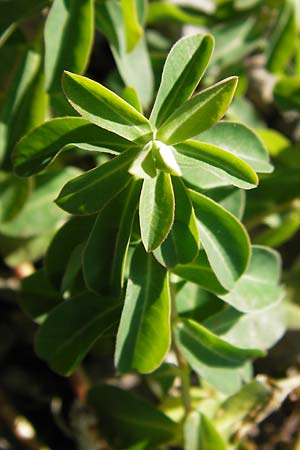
154, 177, 200, 267
62, 71, 153, 143
0, 0, 46, 33
95, 0, 154, 108
219, 246, 284, 313
203, 186, 245, 220
115, 244, 171, 373
147, 2, 205, 26
83, 180, 141, 297
274, 76, 300, 110
121, 86, 143, 112
19, 269, 63, 322
150, 34, 214, 128
55, 147, 140, 215
45, 215, 95, 290
139, 171, 175, 251
215, 380, 271, 436
211, 17, 261, 69
87, 384, 178, 448
12, 117, 135, 177
44, 0, 94, 92
35, 291, 122, 375
266, 1, 297, 73
254, 209, 300, 248
190, 189, 250, 290
0, 168, 80, 238
184, 412, 227, 450
174, 318, 264, 392
0, 50, 47, 167
247, 168, 300, 203
172, 250, 226, 296
13, 117, 134, 175
156, 77, 238, 145
121, 0, 143, 51
198, 121, 273, 173
175, 140, 258, 189
0, 172, 32, 222
204, 302, 286, 351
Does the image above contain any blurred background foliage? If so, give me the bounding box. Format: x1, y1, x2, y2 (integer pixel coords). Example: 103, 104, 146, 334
0, 1, 300, 449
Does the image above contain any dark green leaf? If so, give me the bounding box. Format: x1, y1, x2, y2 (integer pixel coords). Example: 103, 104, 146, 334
13, 117, 135, 177
35, 292, 122, 375
44, 0, 94, 92
139, 171, 175, 251
87, 384, 178, 448
55, 147, 140, 215
45, 215, 95, 290
19, 269, 63, 322
150, 34, 214, 128
156, 77, 238, 145
0, 172, 32, 222
115, 245, 171, 373
274, 76, 300, 110
83, 180, 141, 297
63, 71, 153, 143
0, 0, 46, 33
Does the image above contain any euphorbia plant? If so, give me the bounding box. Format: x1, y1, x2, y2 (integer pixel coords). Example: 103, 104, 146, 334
14, 33, 284, 449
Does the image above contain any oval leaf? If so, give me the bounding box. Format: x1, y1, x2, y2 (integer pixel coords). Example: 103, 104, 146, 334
115, 244, 171, 373
198, 121, 273, 173
156, 77, 238, 145
154, 177, 200, 267
83, 180, 141, 297
55, 148, 139, 215
190, 189, 250, 290
35, 291, 122, 375
150, 34, 214, 128
219, 246, 284, 312
13, 117, 134, 177
175, 140, 258, 189
87, 384, 178, 448
62, 71, 153, 143
139, 171, 175, 252
44, 0, 94, 92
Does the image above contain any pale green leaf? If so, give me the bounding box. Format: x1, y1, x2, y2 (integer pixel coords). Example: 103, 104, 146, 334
139, 171, 175, 251
198, 121, 273, 173
154, 177, 200, 267
184, 412, 226, 450
175, 139, 258, 189
219, 246, 284, 312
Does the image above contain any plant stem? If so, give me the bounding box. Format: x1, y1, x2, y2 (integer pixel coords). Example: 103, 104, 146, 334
170, 282, 192, 416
